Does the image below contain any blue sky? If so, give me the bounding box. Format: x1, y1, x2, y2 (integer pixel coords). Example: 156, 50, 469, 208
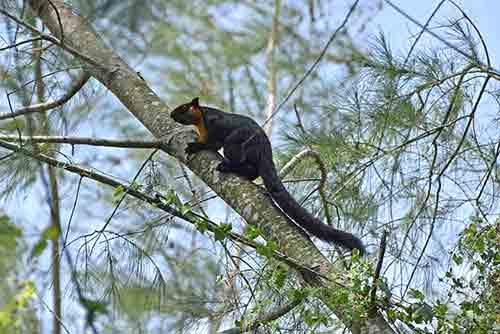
375, 0, 500, 59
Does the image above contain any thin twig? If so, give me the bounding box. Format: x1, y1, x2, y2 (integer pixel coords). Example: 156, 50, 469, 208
5, 89, 23, 143
47, 0, 64, 43
63, 176, 83, 247
179, 163, 208, 218
263, 0, 359, 127
279, 148, 332, 225
369, 230, 388, 316
33, 290, 72, 334
403, 76, 491, 297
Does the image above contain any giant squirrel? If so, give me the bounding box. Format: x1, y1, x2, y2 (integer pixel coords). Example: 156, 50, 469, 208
171, 97, 365, 255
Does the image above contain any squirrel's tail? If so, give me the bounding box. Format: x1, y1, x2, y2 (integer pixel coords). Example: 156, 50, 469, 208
259, 158, 365, 255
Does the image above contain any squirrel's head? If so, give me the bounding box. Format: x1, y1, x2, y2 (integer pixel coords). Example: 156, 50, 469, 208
171, 97, 203, 125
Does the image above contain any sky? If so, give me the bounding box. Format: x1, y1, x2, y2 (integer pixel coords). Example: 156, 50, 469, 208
375, 0, 500, 59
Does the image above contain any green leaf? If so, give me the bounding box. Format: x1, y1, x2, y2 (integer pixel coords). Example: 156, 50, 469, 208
112, 185, 126, 203
0, 214, 22, 238
38, 143, 51, 154
82, 298, 108, 315
473, 238, 485, 253
288, 288, 308, 302
244, 225, 263, 240
30, 238, 48, 259
130, 181, 141, 190
17, 281, 36, 307
412, 302, 434, 324
30, 225, 60, 259
1, 119, 25, 132
159, 189, 176, 206
180, 204, 191, 215
43, 225, 60, 240
0, 310, 12, 327
387, 309, 397, 320
433, 302, 448, 317
408, 289, 425, 301
234, 316, 244, 330
272, 264, 287, 288
452, 254, 463, 265
194, 218, 209, 234
256, 240, 278, 258
303, 310, 329, 327
214, 223, 232, 241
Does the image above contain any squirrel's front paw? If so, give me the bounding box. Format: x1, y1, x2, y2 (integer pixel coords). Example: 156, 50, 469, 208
216, 161, 232, 173
185, 142, 202, 155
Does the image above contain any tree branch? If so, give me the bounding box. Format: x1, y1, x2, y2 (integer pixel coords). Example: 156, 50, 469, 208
279, 148, 332, 225
0, 36, 43, 51
262, 0, 280, 137
0, 72, 90, 120
0, 135, 162, 149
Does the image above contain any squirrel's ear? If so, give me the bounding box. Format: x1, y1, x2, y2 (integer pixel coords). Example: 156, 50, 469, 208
191, 97, 200, 107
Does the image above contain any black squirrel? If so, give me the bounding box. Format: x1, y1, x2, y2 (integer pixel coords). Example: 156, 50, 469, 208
171, 97, 365, 255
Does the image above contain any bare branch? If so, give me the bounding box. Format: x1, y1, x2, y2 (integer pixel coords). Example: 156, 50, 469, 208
263, 0, 280, 137
279, 149, 328, 195
0, 36, 43, 51
0, 135, 162, 149
0, 72, 91, 120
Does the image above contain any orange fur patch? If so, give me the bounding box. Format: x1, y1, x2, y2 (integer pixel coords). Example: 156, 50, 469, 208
192, 105, 208, 144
